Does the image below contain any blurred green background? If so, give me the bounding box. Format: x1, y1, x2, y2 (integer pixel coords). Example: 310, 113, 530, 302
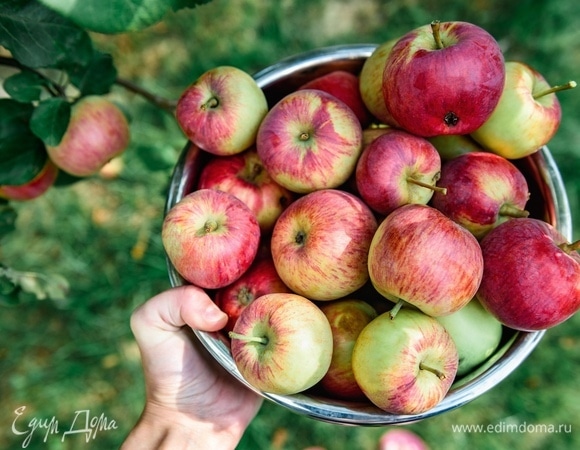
1, 0, 579, 449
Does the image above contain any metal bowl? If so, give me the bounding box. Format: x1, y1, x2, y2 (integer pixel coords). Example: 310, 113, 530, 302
165, 44, 573, 425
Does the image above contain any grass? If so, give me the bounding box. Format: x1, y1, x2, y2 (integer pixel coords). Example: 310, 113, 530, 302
1, 0, 580, 448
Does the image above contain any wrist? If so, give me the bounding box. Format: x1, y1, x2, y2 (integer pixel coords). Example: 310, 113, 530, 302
121, 402, 242, 450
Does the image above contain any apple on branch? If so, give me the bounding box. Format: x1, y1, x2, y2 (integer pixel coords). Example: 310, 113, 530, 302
0, 158, 59, 201
271, 189, 378, 301
355, 128, 446, 216
383, 20, 505, 137
176, 66, 268, 156
352, 308, 458, 415
46, 96, 130, 177
161, 189, 261, 289
197, 148, 294, 233
256, 89, 363, 193
431, 151, 530, 239
471, 61, 577, 159
368, 204, 484, 317
229, 292, 333, 395
318, 298, 378, 400
476, 218, 580, 331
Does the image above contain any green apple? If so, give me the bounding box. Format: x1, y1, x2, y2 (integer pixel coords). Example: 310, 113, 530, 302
358, 39, 399, 126
229, 292, 333, 395
436, 298, 503, 376
471, 61, 576, 159
427, 134, 484, 161
352, 308, 458, 415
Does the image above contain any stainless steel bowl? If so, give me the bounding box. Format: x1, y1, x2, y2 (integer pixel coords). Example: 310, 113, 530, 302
165, 44, 573, 425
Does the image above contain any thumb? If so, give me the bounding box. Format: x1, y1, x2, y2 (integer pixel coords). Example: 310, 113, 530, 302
130, 285, 228, 345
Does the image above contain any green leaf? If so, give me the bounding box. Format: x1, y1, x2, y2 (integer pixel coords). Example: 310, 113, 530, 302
0, 203, 17, 238
38, 0, 178, 33
30, 98, 71, 147
66, 51, 117, 95
171, 0, 213, 11
0, 99, 48, 185
2, 70, 47, 102
53, 170, 83, 187
0, 0, 94, 69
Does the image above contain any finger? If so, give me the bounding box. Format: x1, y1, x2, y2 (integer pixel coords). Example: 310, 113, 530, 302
130, 285, 228, 344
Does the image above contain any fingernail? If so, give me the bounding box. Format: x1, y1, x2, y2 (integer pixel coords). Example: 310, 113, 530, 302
204, 304, 227, 323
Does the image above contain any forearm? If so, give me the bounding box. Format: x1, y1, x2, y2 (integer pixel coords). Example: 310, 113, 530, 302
121, 404, 242, 450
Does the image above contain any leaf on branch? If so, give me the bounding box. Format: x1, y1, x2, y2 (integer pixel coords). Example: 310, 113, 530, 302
2, 70, 47, 102
30, 97, 71, 147
0, 99, 48, 185
0, 203, 17, 238
171, 0, 213, 12
66, 51, 117, 96
38, 0, 179, 34
0, 0, 94, 69
0, 265, 70, 304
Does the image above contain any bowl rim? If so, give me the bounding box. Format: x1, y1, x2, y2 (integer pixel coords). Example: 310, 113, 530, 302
164, 44, 573, 425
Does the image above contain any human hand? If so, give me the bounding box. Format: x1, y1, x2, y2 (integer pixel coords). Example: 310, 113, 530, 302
121, 285, 263, 450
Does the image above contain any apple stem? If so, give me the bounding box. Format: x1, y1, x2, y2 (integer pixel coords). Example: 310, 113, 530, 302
244, 161, 264, 184
533, 81, 577, 100
498, 204, 530, 218
389, 300, 405, 320
407, 177, 448, 195
228, 331, 269, 345
559, 239, 580, 253
201, 97, 220, 111
431, 20, 444, 49
202, 219, 219, 234
419, 362, 446, 380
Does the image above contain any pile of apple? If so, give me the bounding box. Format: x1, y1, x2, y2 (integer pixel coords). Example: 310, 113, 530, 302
162, 20, 580, 416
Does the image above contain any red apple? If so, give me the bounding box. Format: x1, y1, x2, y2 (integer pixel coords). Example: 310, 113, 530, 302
229, 292, 333, 395
214, 256, 291, 333
352, 308, 458, 414
477, 218, 580, 331
358, 39, 400, 127
161, 189, 260, 289
318, 299, 378, 400
46, 96, 130, 176
271, 189, 378, 301
256, 89, 363, 193
383, 20, 505, 137
355, 129, 445, 216
298, 70, 372, 127
431, 151, 530, 239
197, 148, 294, 232
0, 158, 58, 201
368, 204, 484, 317
471, 61, 576, 159
175, 66, 268, 156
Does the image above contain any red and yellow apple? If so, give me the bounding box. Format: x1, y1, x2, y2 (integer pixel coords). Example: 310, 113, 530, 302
271, 189, 378, 301
256, 89, 363, 193
176, 66, 268, 156
162, 189, 260, 289
46, 96, 130, 177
